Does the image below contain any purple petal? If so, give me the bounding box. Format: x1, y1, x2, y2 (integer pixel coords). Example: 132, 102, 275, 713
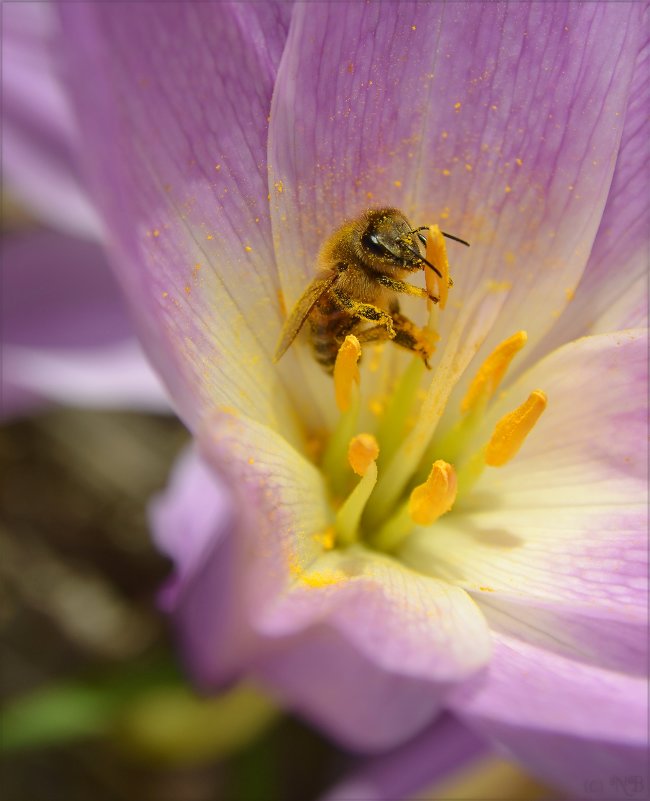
2, 230, 169, 416
55, 3, 296, 434
402, 330, 648, 673
148, 445, 258, 686
269, 2, 643, 395
319, 715, 487, 801
450, 629, 648, 797
531, 25, 650, 358
2, 3, 101, 237
150, 445, 233, 607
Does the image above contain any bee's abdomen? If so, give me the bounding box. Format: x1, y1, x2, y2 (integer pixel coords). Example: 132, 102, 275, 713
309, 295, 355, 373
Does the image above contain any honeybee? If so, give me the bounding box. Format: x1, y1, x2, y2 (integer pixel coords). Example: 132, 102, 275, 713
274, 208, 469, 373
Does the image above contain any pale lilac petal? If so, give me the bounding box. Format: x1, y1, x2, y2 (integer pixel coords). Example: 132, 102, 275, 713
401, 331, 647, 672
530, 26, 650, 358
450, 630, 648, 797
319, 715, 486, 801
2, 3, 101, 238
1, 230, 169, 416
148, 446, 257, 687
3, 341, 169, 415
156, 408, 328, 688
55, 3, 299, 437
150, 446, 233, 602
255, 627, 445, 751
269, 2, 643, 392
255, 547, 490, 681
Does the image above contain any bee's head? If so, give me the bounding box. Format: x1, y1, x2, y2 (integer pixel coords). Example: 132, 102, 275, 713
359, 208, 424, 273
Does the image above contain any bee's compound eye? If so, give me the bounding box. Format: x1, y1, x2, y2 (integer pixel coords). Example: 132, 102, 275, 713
362, 231, 385, 255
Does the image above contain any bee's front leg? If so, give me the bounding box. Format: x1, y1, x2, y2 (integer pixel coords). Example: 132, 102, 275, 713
333, 289, 396, 338
375, 274, 439, 304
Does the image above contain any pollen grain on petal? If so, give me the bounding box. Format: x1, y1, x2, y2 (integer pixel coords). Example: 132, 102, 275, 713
485, 390, 547, 467
461, 331, 528, 414
409, 459, 458, 526
348, 433, 379, 476
334, 335, 362, 412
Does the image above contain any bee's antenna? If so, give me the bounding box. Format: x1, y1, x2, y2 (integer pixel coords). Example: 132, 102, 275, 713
410, 227, 470, 248
441, 231, 470, 247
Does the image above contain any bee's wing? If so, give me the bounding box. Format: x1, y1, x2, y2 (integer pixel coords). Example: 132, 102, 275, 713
273, 271, 339, 362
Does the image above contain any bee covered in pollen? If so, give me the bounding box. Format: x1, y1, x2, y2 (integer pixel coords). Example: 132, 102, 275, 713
274, 207, 469, 372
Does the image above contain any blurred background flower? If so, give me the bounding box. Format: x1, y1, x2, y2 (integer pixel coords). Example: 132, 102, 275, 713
2, 3, 647, 801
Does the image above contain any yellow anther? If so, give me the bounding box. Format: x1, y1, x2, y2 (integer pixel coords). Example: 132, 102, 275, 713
425, 224, 451, 310
348, 433, 379, 476
408, 459, 458, 525
485, 390, 547, 467
461, 331, 528, 414
334, 335, 362, 412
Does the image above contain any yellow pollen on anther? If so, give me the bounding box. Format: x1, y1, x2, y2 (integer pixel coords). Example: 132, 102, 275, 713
333, 335, 362, 412
461, 331, 528, 414
348, 433, 379, 476
409, 460, 458, 525
425, 224, 451, 310
485, 390, 547, 467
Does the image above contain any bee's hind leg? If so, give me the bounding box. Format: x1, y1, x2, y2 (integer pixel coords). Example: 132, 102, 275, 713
390, 313, 436, 368
354, 323, 395, 345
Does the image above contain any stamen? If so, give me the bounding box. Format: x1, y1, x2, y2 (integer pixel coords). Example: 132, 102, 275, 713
336, 434, 379, 546
485, 390, 547, 466
348, 433, 379, 476
334, 335, 361, 412
425, 224, 451, 310
369, 459, 457, 552
322, 337, 362, 498
409, 460, 458, 525
461, 331, 528, 414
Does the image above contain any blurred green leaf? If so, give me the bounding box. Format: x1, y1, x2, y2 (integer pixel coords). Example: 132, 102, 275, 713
1, 656, 278, 766
1, 685, 114, 750
115, 682, 279, 764
0, 656, 178, 751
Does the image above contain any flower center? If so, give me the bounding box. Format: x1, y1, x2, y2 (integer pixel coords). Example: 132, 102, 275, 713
317, 227, 547, 553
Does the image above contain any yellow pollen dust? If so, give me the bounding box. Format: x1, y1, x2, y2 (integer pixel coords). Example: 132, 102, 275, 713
461, 331, 528, 414
348, 433, 379, 476
425, 224, 451, 310
333, 335, 361, 412
486, 390, 547, 467
409, 460, 458, 525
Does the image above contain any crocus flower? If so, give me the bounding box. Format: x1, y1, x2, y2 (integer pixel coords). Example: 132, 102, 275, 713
54, 2, 647, 796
